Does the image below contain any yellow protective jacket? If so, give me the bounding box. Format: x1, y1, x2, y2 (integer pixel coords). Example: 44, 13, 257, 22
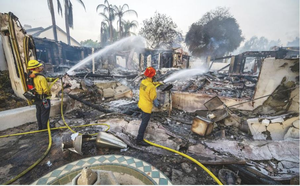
32, 70, 51, 97
138, 78, 157, 113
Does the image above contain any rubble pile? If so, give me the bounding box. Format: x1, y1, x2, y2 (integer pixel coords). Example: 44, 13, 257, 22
1, 59, 299, 184
161, 70, 257, 99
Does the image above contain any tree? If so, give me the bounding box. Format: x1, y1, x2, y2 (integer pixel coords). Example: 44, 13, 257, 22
63, 0, 86, 45
122, 20, 138, 37
238, 36, 281, 53
100, 21, 109, 46
139, 12, 183, 49
113, 4, 138, 39
185, 7, 244, 58
47, 0, 62, 42
80, 39, 101, 48
96, 0, 115, 42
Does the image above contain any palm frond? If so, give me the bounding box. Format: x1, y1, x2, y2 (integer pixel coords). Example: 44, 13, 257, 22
47, 0, 62, 16
113, 5, 120, 12
57, 0, 62, 16
68, 1, 73, 28
123, 9, 138, 18
75, 0, 86, 11
99, 12, 109, 21
47, 0, 51, 11
121, 4, 129, 11
96, 4, 107, 12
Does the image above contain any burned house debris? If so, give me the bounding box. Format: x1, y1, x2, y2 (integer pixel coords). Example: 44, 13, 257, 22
33, 37, 93, 72
139, 48, 190, 70
0, 12, 299, 185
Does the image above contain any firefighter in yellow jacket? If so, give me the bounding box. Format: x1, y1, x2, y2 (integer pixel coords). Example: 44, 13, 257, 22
136, 67, 160, 146
27, 60, 52, 130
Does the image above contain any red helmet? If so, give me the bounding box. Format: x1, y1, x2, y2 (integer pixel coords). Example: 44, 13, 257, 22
144, 67, 156, 78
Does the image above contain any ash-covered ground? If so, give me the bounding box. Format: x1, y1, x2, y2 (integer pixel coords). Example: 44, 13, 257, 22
0, 105, 222, 185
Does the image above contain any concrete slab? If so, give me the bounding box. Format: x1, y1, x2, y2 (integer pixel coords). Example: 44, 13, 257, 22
0, 99, 64, 131
247, 118, 267, 140
284, 127, 299, 140
248, 116, 299, 140
203, 139, 299, 164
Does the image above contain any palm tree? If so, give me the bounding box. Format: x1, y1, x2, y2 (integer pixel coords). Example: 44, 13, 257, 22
113, 4, 138, 39
96, 0, 115, 42
47, 0, 62, 42
100, 21, 109, 46
64, 0, 86, 45
122, 20, 138, 37
98, 13, 111, 43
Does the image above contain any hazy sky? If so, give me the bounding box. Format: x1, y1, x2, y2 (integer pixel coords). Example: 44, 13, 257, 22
0, 0, 299, 45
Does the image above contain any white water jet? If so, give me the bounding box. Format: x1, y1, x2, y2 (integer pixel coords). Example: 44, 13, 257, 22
163, 67, 209, 83
67, 36, 146, 75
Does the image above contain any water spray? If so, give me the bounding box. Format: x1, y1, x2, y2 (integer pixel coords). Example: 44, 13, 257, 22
163, 68, 209, 83
66, 36, 146, 76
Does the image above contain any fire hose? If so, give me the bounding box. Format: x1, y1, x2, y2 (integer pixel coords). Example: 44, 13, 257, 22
0, 78, 109, 185
144, 139, 223, 185
59, 79, 222, 185
1, 78, 223, 185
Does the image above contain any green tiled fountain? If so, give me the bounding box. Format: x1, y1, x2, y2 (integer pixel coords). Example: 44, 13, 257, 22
32, 155, 172, 185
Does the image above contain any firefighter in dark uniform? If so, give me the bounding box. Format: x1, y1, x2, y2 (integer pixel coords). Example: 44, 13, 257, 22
27, 60, 52, 130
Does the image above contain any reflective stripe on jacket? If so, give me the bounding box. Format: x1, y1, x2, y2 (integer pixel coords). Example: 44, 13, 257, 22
138, 78, 157, 113
32, 71, 51, 97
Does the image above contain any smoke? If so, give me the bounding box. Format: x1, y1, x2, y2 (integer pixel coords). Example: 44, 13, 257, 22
208, 37, 227, 50
236, 36, 282, 54
287, 37, 299, 47
207, 37, 229, 57
67, 36, 146, 75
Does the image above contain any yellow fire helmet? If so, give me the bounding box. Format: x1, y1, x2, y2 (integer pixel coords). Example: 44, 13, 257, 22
27, 60, 43, 70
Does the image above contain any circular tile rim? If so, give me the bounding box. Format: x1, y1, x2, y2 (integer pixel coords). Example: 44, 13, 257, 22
31, 155, 172, 185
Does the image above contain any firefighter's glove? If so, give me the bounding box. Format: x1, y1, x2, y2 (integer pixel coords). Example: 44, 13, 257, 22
154, 81, 164, 88
153, 99, 160, 108
47, 77, 55, 82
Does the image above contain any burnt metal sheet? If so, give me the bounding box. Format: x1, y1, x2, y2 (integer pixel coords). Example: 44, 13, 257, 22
204, 96, 224, 110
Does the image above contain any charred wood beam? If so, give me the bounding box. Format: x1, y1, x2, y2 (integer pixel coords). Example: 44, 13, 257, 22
209, 61, 214, 70
73, 72, 138, 79
217, 64, 230, 72
193, 79, 207, 92
204, 73, 217, 80
182, 81, 194, 91
205, 77, 212, 83
190, 155, 246, 165
170, 116, 193, 125
243, 76, 258, 82
226, 164, 282, 185
68, 94, 113, 113
205, 87, 243, 90
212, 55, 233, 61
241, 51, 276, 58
